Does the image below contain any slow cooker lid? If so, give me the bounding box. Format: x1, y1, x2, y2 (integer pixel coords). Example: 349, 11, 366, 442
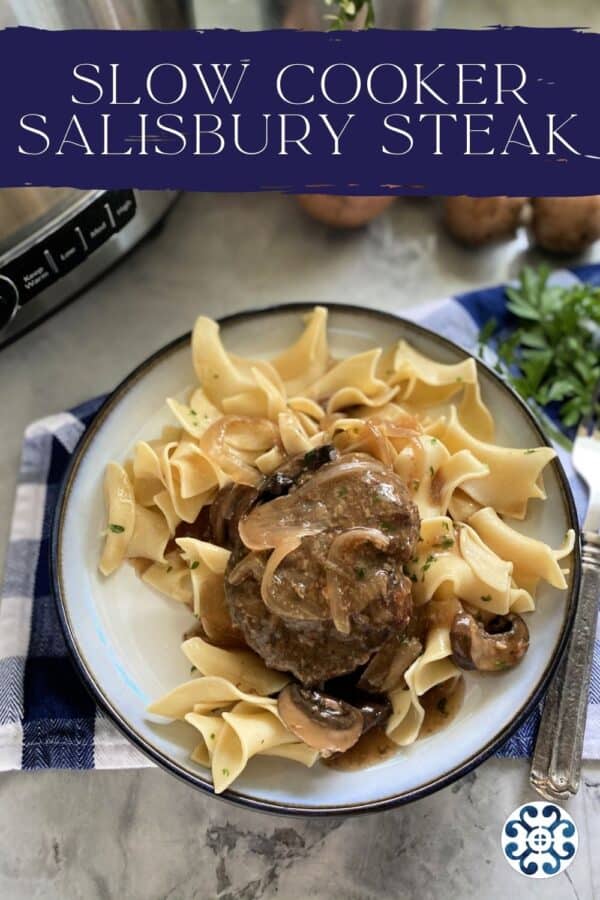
0, 188, 95, 256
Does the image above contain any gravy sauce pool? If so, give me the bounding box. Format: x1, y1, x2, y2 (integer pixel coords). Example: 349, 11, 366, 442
324, 726, 397, 771
325, 676, 465, 772
420, 676, 465, 738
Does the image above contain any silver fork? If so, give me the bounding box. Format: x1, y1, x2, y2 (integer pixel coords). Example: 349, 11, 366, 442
530, 399, 600, 801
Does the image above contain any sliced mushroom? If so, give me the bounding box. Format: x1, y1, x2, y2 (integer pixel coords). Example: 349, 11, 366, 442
301, 444, 338, 472
450, 611, 529, 671
358, 635, 423, 693
321, 675, 393, 734
354, 694, 392, 734
209, 482, 258, 548
256, 445, 338, 503
259, 471, 296, 502
277, 684, 363, 755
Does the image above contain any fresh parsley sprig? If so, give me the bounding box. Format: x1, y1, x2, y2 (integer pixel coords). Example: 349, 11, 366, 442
324, 0, 375, 29
479, 266, 600, 432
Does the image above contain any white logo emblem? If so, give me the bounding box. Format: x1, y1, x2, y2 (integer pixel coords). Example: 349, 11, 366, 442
501, 801, 578, 878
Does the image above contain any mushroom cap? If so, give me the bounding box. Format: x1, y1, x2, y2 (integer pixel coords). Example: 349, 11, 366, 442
358, 635, 423, 693
531, 196, 600, 255
296, 194, 395, 229
443, 196, 528, 247
450, 611, 529, 672
277, 684, 364, 754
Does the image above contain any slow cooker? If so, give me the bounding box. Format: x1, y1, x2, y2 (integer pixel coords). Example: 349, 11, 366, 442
0, 0, 187, 346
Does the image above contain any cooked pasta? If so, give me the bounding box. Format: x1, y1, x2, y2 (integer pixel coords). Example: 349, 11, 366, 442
99, 307, 574, 792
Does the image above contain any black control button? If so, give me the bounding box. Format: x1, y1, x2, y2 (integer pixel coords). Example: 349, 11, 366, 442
2, 248, 58, 305
106, 190, 136, 228
77, 199, 114, 253
0, 275, 19, 329
46, 225, 87, 275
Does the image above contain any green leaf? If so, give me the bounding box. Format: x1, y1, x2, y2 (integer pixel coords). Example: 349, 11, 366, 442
496, 266, 600, 430
108, 523, 125, 534
478, 317, 498, 348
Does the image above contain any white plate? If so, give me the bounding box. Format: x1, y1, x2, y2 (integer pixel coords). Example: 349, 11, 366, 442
52, 304, 580, 815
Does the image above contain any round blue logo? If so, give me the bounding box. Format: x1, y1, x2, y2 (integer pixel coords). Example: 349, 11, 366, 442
501, 802, 578, 878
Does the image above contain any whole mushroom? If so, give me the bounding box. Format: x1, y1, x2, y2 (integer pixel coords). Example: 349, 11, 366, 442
531, 196, 600, 254
296, 194, 395, 229
277, 684, 364, 755
450, 611, 529, 672
443, 196, 528, 246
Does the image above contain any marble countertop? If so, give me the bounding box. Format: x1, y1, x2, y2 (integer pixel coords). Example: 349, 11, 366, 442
0, 192, 598, 899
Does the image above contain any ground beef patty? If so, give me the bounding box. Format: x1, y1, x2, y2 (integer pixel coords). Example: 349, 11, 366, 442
223, 451, 420, 685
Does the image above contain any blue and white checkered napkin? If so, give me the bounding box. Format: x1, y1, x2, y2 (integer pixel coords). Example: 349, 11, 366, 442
1, 267, 599, 772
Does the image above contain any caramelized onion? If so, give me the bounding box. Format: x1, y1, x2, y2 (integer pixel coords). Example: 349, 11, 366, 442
200, 416, 279, 485
334, 422, 394, 466
236, 453, 417, 625
379, 421, 426, 478
325, 528, 390, 633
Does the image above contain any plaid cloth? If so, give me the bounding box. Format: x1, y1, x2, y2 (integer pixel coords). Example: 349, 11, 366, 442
1, 267, 599, 772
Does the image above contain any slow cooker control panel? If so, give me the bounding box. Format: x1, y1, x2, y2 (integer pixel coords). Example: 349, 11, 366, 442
0, 190, 136, 330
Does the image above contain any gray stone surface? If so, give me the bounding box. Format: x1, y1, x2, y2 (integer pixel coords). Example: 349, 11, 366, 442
1, 192, 599, 898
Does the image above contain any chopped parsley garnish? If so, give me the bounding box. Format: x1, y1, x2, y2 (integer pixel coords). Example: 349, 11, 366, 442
338, 486, 349, 498
108, 523, 125, 534
456, 376, 463, 383
479, 265, 600, 431
438, 536, 454, 550
430, 437, 438, 445
524, 449, 536, 455
481, 594, 492, 603
436, 696, 448, 716
442, 521, 450, 531
166, 566, 173, 574
495, 660, 509, 670
222, 768, 230, 776
190, 561, 200, 570
409, 572, 418, 583
324, 0, 376, 30
429, 466, 435, 478
355, 567, 366, 580
209, 733, 215, 740
190, 665, 197, 674
412, 480, 420, 491
421, 555, 436, 581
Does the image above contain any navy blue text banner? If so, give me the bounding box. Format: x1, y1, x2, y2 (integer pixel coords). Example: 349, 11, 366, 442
1, 26, 599, 195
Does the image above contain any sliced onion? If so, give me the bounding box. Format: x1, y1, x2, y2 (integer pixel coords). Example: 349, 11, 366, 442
200, 416, 278, 485
260, 534, 305, 615
325, 528, 390, 634
237, 454, 403, 624
334, 422, 394, 466
238, 455, 386, 553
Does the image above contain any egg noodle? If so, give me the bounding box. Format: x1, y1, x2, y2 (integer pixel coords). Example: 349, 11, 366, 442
99, 307, 574, 793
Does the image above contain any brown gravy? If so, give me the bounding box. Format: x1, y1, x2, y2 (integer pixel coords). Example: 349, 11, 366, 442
420, 676, 465, 738
324, 727, 398, 772
324, 676, 465, 772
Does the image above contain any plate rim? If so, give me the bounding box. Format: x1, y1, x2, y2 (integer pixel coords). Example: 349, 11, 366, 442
51, 301, 582, 817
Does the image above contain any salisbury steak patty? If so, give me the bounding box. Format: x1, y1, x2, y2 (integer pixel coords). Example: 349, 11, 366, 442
224, 452, 420, 685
